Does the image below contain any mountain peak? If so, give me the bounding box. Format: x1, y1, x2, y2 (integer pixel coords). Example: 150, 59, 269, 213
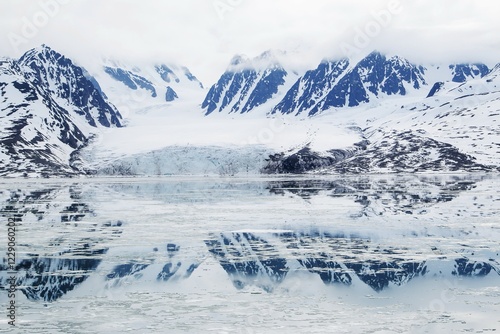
202, 51, 293, 115
39, 43, 52, 51
357, 50, 386, 67
229, 54, 249, 67
252, 50, 286, 71
366, 50, 384, 58
256, 49, 287, 61
226, 51, 287, 73
17, 45, 122, 128
449, 63, 490, 83
0, 45, 124, 176
22, 44, 59, 59
18, 45, 74, 75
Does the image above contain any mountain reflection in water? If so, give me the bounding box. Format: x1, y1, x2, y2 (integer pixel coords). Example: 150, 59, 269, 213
0, 175, 498, 302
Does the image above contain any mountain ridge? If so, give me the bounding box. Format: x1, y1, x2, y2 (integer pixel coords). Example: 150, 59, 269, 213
0, 45, 498, 177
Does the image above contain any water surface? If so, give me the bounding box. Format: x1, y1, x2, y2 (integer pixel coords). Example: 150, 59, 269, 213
1, 174, 499, 333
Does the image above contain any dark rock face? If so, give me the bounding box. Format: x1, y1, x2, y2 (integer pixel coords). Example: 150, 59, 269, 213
180, 66, 204, 88
262, 147, 338, 174
332, 130, 492, 173
202, 52, 288, 115
262, 130, 493, 174
272, 52, 426, 116
315, 52, 423, 111
449, 63, 490, 83
427, 81, 445, 98
104, 66, 157, 97
272, 59, 350, 115
155, 64, 179, 83
165, 86, 178, 102
262, 141, 368, 174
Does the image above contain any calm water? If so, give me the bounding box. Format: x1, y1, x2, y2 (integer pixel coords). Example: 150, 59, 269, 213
1, 174, 499, 333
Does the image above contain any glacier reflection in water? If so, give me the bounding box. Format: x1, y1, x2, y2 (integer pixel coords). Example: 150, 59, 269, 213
0, 175, 499, 333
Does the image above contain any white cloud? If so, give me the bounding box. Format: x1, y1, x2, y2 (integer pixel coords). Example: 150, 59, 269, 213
1, 0, 499, 84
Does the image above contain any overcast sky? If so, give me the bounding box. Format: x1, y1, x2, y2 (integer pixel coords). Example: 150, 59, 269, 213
1, 0, 499, 84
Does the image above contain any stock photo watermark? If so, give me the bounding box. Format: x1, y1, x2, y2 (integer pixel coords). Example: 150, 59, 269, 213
339, 0, 403, 58
5, 218, 17, 326
410, 277, 464, 332
243, 116, 287, 146
7, 0, 69, 53
213, 0, 245, 21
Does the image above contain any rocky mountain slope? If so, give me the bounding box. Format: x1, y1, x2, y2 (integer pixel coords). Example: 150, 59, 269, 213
0, 45, 121, 177
202, 51, 299, 115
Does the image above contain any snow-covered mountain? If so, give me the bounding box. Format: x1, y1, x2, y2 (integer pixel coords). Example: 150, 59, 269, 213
0, 45, 122, 177
93, 59, 204, 115
271, 58, 351, 116
18, 45, 122, 128
202, 50, 299, 115
275, 51, 426, 115
202, 50, 492, 118
90, 51, 499, 175
0, 45, 498, 177
259, 56, 498, 174
271, 52, 492, 116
